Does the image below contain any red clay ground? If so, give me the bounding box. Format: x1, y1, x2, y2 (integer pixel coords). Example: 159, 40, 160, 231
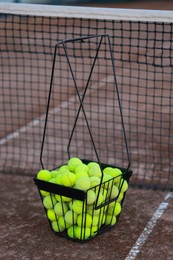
0, 174, 172, 260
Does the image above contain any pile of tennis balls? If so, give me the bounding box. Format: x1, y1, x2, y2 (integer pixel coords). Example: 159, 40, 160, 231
36, 157, 128, 240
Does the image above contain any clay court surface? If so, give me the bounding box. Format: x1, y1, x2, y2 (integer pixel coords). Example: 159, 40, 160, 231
0, 1, 173, 259
0, 174, 173, 259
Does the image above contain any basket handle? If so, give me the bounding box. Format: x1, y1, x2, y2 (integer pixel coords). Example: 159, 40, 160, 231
61, 34, 131, 209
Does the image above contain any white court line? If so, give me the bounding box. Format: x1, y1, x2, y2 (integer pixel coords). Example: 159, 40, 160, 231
125, 192, 173, 260
0, 75, 114, 146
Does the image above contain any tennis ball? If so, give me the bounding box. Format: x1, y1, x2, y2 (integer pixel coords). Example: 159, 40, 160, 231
95, 190, 104, 206
75, 163, 89, 174
109, 168, 122, 183
102, 173, 113, 189
68, 157, 82, 172
120, 179, 128, 192
58, 216, 71, 231
98, 212, 106, 227
87, 162, 99, 169
43, 195, 56, 209
58, 165, 68, 174
75, 176, 90, 191
89, 176, 101, 188
51, 170, 59, 178
103, 167, 113, 175
117, 192, 124, 202
47, 209, 57, 221
65, 210, 78, 225
55, 194, 72, 202
87, 205, 100, 216
40, 190, 49, 197
108, 185, 119, 200
61, 171, 76, 187
92, 215, 99, 226
91, 225, 98, 236
108, 201, 122, 216
87, 190, 96, 205
75, 170, 88, 180
101, 188, 107, 202
37, 169, 52, 181
49, 178, 57, 184
77, 213, 92, 227
55, 173, 63, 185
54, 202, 68, 216
75, 226, 90, 240
88, 165, 102, 178
114, 201, 122, 216
51, 221, 61, 232
107, 201, 116, 208
72, 200, 85, 214
67, 226, 76, 239
61, 196, 72, 202
105, 215, 116, 226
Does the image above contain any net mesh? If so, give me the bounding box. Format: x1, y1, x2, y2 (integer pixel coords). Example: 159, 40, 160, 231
0, 11, 173, 190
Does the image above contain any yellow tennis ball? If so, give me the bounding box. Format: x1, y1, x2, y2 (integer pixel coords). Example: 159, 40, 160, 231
103, 167, 113, 175
108, 185, 119, 200
58, 216, 71, 231
72, 200, 85, 214
75, 226, 90, 240
77, 213, 92, 227
37, 169, 52, 181
91, 225, 98, 236
75, 176, 90, 191
58, 165, 68, 174
43, 195, 56, 209
86, 190, 96, 205
40, 190, 49, 197
51, 170, 59, 178
101, 188, 108, 202
52, 218, 71, 233
105, 215, 116, 226
55, 194, 72, 202
108, 201, 122, 216
75, 163, 89, 174
120, 179, 128, 192
117, 192, 124, 202
68, 157, 82, 172
95, 190, 104, 206
54, 202, 68, 216
65, 210, 78, 225
109, 168, 122, 183
51, 221, 61, 232
92, 215, 99, 226
75, 170, 88, 180
67, 226, 76, 239
55, 174, 63, 185
87, 161, 99, 169
49, 178, 57, 184
87, 205, 100, 216
47, 209, 57, 221
98, 213, 106, 227
89, 176, 101, 188
102, 173, 113, 189
88, 165, 102, 178
61, 171, 76, 187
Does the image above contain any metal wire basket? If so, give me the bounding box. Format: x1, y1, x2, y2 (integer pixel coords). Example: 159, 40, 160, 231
34, 34, 132, 241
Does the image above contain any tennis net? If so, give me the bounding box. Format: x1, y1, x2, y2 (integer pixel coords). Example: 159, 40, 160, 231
0, 4, 173, 190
